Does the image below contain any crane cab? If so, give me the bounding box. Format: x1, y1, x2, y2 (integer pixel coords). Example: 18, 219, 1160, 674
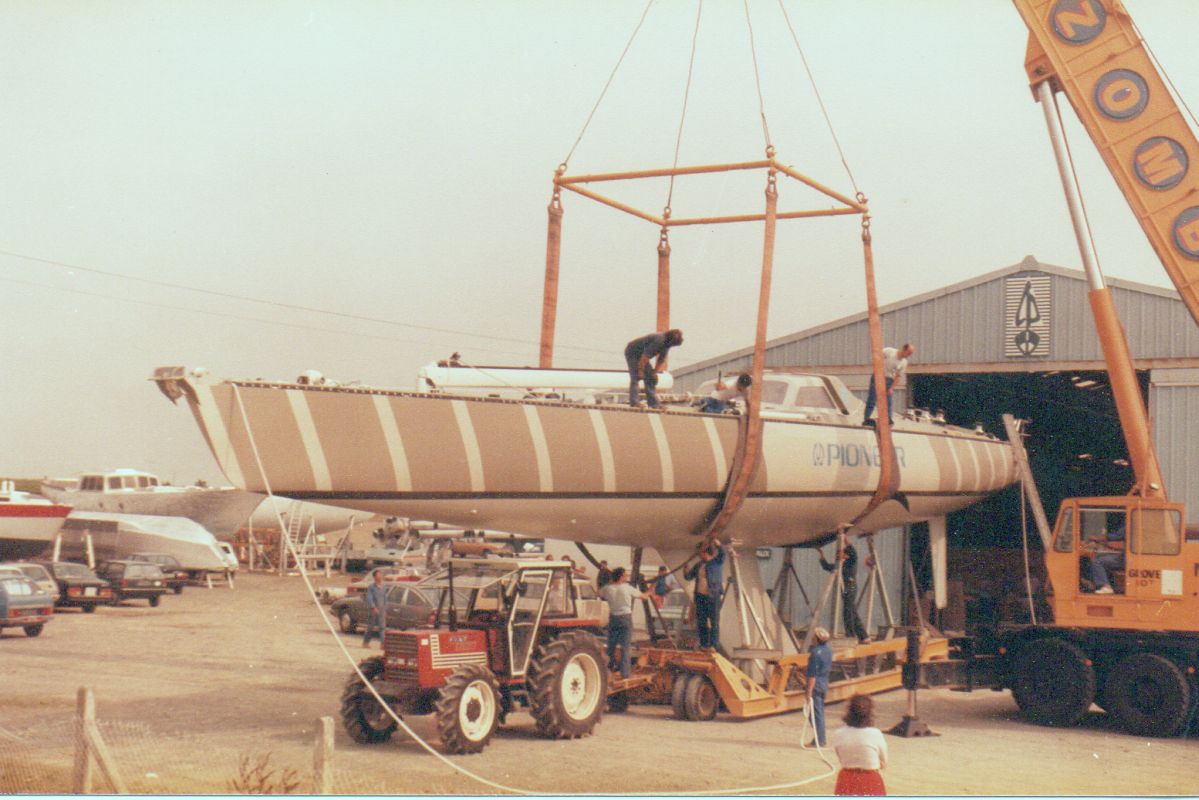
1045, 496, 1197, 631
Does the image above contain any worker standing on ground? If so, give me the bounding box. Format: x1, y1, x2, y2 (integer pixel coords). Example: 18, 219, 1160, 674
819, 544, 872, 643
699, 372, 752, 413
624, 329, 683, 408
862, 343, 914, 426
831, 694, 888, 796
684, 539, 726, 650
362, 570, 387, 649
600, 567, 651, 679
806, 626, 833, 747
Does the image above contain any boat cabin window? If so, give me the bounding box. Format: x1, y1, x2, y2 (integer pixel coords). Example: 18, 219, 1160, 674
137, 475, 151, 488
81, 476, 103, 492
760, 379, 789, 405
107, 476, 122, 490
1132, 508, 1181, 556
791, 382, 839, 410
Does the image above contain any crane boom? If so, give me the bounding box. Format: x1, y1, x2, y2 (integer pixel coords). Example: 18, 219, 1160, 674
1012, 0, 1199, 498
1015, 0, 1199, 323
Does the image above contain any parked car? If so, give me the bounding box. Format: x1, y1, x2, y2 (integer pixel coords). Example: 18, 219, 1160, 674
128, 553, 189, 593
330, 583, 442, 634
36, 561, 112, 613
343, 566, 423, 598
7, 562, 61, 602
0, 575, 54, 637
97, 560, 168, 607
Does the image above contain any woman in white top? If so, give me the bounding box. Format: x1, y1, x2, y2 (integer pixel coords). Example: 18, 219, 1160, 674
830, 694, 888, 796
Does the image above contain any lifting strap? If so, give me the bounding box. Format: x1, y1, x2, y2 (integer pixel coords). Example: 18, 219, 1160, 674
691, 168, 778, 548
850, 211, 900, 527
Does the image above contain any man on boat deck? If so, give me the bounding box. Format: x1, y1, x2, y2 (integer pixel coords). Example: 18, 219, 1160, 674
624, 329, 684, 408
700, 372, 752, 413
862, 343, 914, 426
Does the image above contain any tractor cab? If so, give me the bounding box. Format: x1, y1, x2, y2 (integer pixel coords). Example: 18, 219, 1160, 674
341, 556, 608, 754
1045, 496, 1196, 630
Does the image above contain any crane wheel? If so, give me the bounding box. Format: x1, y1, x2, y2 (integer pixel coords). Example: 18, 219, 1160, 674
671, 672, 690, 720
435, 663, 500, 754
683, 674, 719, 721
339, 656, 398, 744
528, 631, 608, 739
1010, 637, 1094, 727
1103, 653, 1190, 737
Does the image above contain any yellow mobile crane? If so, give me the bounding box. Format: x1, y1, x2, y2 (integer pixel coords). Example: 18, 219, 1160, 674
978, 0, 1199, 736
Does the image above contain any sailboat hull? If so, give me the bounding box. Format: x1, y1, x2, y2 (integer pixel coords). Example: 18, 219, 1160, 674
155, 371, 1018, 551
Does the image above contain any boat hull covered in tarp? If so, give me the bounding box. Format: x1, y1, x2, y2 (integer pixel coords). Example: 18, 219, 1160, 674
57, 512, 229, 571
153, 369, 1018, 553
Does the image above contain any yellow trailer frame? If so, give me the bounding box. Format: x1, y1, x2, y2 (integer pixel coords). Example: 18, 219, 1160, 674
609, 634, 950, 721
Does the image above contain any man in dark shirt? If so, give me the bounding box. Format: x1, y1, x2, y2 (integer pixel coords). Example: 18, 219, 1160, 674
684, 539, 726, 650
819, 544, 871, 643
624, 329, 684, 408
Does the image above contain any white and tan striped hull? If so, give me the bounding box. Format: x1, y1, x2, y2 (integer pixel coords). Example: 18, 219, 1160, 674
173, 379, 1018, 551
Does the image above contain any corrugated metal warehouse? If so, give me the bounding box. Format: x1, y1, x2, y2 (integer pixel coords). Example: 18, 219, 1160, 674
675, 255, 1199, 633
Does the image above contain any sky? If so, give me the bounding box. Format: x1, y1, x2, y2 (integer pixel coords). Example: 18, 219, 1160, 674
2, 0, 1197, 485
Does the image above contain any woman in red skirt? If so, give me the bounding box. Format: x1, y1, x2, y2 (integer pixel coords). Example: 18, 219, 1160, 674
831, 694, 888, 796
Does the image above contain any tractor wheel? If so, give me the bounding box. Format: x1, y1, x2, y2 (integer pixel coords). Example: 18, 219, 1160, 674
1103, 653, 1190, 737
339, 610, 357, 634
671, 672, 690, 720
340, 656, 398, 744
435, 664, 500, 754
149, 595, 161, 608
607, 691, 631, 713
23, 623, 44, 638
1010, 637, 1095, 727
528, 631, 607, 739
683, 674, 719, 721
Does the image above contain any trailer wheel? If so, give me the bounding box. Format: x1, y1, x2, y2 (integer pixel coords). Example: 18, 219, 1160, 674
1103, 653, 1190, 737
435, 664, 500, 754
23, 623, 44, 638
529, 631, 607, 739
340, 656, 398, 744
684, 674, 719, 721
1011, 637, 1094, 727
338, 610, 358, 634
670, 672, 695, 719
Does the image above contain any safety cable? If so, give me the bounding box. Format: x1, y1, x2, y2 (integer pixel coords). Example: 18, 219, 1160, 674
231, 383, 840, 796
664, 0, 704, 213
559, 0, 656, 171
775, 0, 860, 195
1131, 19, 1199, 136
741, 0, 774, 153
0, 248, 611, 357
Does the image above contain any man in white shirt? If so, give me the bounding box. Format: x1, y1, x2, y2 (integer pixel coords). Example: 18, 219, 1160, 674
862, 343, 915, 426
600, 567, 651, 679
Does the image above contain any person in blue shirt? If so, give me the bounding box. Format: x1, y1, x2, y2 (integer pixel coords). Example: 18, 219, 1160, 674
806, 626, 833, 746
684, 539, 726, 650
362, 570, 388, 649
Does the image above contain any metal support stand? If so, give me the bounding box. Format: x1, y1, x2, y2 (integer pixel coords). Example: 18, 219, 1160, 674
886, 630, 939, 738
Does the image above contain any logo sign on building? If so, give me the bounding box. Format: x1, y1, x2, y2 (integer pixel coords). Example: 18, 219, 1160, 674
1005, 276, 1051, 359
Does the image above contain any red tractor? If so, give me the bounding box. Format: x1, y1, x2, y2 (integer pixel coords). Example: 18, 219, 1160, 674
339, 557, 609, 753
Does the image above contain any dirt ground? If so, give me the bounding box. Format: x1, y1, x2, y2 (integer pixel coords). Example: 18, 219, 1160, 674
0, 572, 1194, 796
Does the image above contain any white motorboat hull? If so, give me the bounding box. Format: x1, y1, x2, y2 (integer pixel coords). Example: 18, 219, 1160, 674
58, 512, 230, 572
40, 484, 263, 540
0, 504, 72, 559
153, 370, 1018, 552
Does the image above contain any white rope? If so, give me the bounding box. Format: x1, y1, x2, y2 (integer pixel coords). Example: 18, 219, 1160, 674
230, 383, 836, 795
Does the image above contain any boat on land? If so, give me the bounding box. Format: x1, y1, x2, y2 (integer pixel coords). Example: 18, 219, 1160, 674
152, 366, 1017, 553
40, 468, 359, 540
55, 512, 229, 572
41, 469, 264, 540
0, 481, 72, 560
